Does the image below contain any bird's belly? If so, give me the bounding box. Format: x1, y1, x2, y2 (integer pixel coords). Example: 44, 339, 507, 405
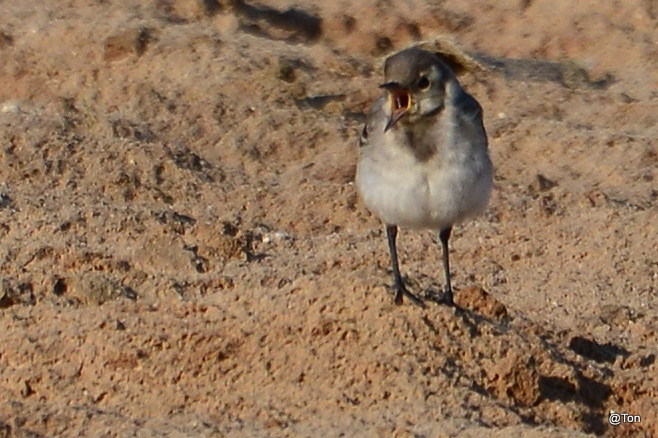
357, 164, 490, 230
361, 174, 432, 228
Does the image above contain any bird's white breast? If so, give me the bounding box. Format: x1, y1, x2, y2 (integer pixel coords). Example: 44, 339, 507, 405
356, 121, 492, 230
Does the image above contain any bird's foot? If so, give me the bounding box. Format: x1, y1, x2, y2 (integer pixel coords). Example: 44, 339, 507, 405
391, 284, 425, 308
434, 288, 454, 307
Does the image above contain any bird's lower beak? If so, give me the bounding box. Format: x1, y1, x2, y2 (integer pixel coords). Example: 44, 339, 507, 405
380, 83, 411, 131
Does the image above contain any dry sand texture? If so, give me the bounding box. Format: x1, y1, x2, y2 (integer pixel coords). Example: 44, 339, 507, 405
0, 0, 657, 437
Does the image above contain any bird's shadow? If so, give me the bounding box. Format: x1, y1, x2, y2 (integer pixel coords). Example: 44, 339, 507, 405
422, 285, 513, 336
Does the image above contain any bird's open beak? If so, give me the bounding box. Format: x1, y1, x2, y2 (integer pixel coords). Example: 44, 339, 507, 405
380, 82, 411, 131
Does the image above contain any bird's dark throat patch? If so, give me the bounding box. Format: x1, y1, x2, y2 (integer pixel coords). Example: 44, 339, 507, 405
404, 125, 438, 162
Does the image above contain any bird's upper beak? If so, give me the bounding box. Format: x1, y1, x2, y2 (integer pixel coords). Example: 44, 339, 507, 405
380, 82, 411, 131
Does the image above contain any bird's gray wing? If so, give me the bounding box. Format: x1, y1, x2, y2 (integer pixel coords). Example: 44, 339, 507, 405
453, 87, 489, 154
453, 88, 483, 125
359, 96, 387, 149
359, 123, 369, 148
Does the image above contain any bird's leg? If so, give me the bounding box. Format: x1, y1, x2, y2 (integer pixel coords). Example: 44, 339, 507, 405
386, 225, 406, 305
385, 225, 425, 307
437, 226, 454, 306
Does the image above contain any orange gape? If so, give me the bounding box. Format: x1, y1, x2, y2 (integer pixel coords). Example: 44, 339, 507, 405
393, 90, 410, 110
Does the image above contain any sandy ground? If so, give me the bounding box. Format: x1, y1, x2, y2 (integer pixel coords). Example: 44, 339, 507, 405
0, 0, 657, 437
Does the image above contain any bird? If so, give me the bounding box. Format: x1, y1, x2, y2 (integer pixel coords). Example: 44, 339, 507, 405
355, 47, 493, 306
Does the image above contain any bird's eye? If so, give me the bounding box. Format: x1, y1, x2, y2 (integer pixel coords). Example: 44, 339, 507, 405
417, 76, 430, 90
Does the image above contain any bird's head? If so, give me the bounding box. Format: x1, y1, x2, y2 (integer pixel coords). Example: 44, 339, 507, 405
380, 48, 457, 131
